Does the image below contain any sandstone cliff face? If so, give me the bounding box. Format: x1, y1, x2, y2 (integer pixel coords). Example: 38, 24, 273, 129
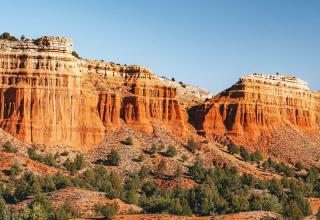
189, 73, 320, 159
0, 37, 186, 149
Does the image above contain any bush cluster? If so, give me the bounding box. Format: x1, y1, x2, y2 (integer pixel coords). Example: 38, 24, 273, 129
0, 32, 18, 41
27, 148, 58, 167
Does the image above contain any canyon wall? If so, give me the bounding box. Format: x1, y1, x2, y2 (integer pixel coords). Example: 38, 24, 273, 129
0, 37, 186, 148
189, 73, 320, 154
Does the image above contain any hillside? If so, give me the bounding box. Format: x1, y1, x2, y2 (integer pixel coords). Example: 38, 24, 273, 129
0, 34, 319, 220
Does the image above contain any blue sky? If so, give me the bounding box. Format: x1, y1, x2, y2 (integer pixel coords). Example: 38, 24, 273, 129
0, 0, 319, 93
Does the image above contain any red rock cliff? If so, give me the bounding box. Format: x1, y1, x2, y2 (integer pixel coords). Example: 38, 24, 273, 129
0, 37, 186, 149
189, 73, 320, 161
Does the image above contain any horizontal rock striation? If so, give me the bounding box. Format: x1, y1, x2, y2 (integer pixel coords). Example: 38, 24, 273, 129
189, 73, 320, 163
0, 36, 186, 149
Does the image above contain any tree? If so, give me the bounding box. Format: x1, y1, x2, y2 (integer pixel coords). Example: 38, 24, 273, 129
20, 35, 26, 40
165, 145, 177, 157
227, 144, 239, 155
107, 149, 121, 166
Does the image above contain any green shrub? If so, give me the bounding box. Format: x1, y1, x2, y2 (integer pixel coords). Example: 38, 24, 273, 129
262, 157, 274, 169
55, 201, 79, 220
295, 161, 304, 171
29, 193, 54, 220
250, 151, 263, 162
3, 141, 17, 153
227, 144, 239, 155
71, 51, 80, 59
165, 145, 177, 157
107, 149, 121, 166
0, 32, 18, 41
121, 137, 133, 146
0, 196, 9, 220
284, 201, 304, 220
96, 204, 118, 220
186, 139, 200, 153
181, 155, 188, 162
139, 166, 149, 179
10, 162, 22, 177
240, 146, 250, 161
64, 154, 86, 174
306, 168, 319, 186
28, 147, 58, 167
189, 157, 206, 182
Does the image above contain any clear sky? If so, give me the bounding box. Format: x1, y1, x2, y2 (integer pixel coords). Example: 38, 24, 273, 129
0, 0, 319, 93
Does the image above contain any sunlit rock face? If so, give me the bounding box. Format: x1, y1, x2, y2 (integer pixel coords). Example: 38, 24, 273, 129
189, 73, 320, 150
0, 37, 186, 149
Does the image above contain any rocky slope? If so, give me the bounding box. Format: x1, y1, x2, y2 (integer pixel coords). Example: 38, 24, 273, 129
0, 37, 186, 149
189, 73, 320, 165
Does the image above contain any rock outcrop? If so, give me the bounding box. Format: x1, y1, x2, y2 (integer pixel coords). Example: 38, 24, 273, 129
189, 73, 320, 164
0, 37, 186, 149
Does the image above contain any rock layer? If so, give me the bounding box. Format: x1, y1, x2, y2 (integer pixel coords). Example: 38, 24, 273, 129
189, 73, 320, 157
0, 37, 186, 148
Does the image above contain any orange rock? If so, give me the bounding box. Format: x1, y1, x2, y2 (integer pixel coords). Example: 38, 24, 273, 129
0, 36, 187, 149
189, 73, 320, 154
